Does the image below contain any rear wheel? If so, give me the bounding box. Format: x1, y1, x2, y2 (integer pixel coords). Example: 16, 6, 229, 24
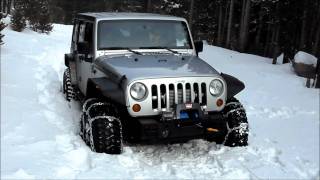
62, 68, 76, 101
80, 99, 122, 154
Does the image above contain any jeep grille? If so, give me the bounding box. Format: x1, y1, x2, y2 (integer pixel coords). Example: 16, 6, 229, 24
151, 82, 207, 111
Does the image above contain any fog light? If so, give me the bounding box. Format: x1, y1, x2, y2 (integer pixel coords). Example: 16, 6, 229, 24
132, 104, 141, 112
216, 99, 224, 107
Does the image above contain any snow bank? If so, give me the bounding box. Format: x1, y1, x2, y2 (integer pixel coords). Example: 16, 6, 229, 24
1, 23, 319, 179
294, 51, 318, 67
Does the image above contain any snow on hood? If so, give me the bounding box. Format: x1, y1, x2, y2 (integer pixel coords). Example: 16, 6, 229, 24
94, 54, 220, 82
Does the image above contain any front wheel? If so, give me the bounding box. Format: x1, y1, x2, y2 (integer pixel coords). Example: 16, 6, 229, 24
222, 97, 249, 147
80, 99, 122, 154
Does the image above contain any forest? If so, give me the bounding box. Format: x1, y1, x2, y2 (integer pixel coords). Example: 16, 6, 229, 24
1, 0, 320, 62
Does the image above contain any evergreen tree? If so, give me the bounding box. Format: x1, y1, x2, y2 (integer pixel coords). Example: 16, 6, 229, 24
24, 0, 39, 31
44, 0, 319, 58
33, 0, 53, 33
10, 0, 26, 32
25, 0, 53, 33
0, 13, 8, 45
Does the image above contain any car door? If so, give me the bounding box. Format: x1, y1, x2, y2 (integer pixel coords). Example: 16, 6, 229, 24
76, 21, 94, 94
68, 20, 80, 85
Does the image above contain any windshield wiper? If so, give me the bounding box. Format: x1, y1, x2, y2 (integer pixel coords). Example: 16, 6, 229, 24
140, 46, 181, 55
105, 47, 142, 55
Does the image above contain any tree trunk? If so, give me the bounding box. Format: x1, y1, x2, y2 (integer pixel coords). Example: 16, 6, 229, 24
255, 5, 263, 48
272, 25, 280, 64
239, 0, 251, 52
188, 0, 194, 31
299, 1, 308, 50
217, 3, 223, 46
3, 0, 7, 14
7, 0, 12, 14
312, 4, 320, 55
0, 0, 3, 13
222, 2, 229, 47
315, 55, 320, 88
313, 25, 320, 56
145, 0, 152, 12
264, 22, 272, 56
239, 0, 246, 45
226, 0, 234, 48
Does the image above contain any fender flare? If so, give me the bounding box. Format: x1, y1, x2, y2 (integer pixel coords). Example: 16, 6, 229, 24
221, 73, 245, 99
87, 78, 126, 105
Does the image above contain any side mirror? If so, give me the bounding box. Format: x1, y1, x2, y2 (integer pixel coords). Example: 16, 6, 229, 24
194, 40, 203, 56
77, 41, 90, 55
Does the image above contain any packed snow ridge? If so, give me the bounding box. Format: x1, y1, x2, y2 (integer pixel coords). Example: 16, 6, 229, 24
1, 23, 319, 179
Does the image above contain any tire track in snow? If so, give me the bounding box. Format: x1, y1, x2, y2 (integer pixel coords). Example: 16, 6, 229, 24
34, 46, 93, 179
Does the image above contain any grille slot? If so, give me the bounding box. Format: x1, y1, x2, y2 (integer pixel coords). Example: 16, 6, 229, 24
186, 83, 191, 103
177, 83, 183, 104
151, 85, 158, 109
160, 84, 166, 109
151, 82, 207, 111
193, 83, 199, 103
169, 84, 175, 108
201, 83, 207, 105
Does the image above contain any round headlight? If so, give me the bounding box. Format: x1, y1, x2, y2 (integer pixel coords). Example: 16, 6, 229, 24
209, 79, 224, 96
130, 82, 147, 100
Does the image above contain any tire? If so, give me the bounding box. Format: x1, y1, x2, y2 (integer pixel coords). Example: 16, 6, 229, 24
80, 99, 122, 154
63, 68, 76, 101
80, 98, 101, 143
222, 97, 249, 147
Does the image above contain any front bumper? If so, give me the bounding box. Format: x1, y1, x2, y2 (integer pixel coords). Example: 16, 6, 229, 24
136, 112, 227, 143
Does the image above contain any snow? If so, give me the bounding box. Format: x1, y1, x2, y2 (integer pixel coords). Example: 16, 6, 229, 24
1, 23, 319, 179
276, 53, 284, 64
294, 51, 318, 67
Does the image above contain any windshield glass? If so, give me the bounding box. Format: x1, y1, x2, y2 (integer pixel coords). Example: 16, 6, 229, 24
97, 20, 192, 50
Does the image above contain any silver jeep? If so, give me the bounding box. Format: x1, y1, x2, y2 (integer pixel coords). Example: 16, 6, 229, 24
63, 12, 249, 154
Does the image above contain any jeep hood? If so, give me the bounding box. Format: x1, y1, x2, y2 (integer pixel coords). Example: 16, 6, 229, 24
94, 54, 220, 83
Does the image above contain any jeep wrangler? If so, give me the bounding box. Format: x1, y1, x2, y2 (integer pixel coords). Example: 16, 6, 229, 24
63, 12, 249, 154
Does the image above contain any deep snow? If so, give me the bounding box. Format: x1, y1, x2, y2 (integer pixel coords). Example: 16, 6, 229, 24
1, 24, 319, 179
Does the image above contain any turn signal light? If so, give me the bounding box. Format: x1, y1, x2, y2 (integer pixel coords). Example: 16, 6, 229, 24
207, 128, 219, 132
216, 99, 224, 107
132, 104, 141, 112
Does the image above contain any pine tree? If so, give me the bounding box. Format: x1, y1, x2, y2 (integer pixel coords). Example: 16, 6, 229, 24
24, 0, 52, 33
0, 13, 8, 45
33, 0, 53, 33
10, 0, 26, 32
24, 0, 39, 31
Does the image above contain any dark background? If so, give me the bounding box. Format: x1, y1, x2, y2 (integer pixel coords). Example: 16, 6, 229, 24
1, 0, 320, 62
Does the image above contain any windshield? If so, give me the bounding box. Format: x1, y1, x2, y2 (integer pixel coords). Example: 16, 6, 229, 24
97, 20, 192, 50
